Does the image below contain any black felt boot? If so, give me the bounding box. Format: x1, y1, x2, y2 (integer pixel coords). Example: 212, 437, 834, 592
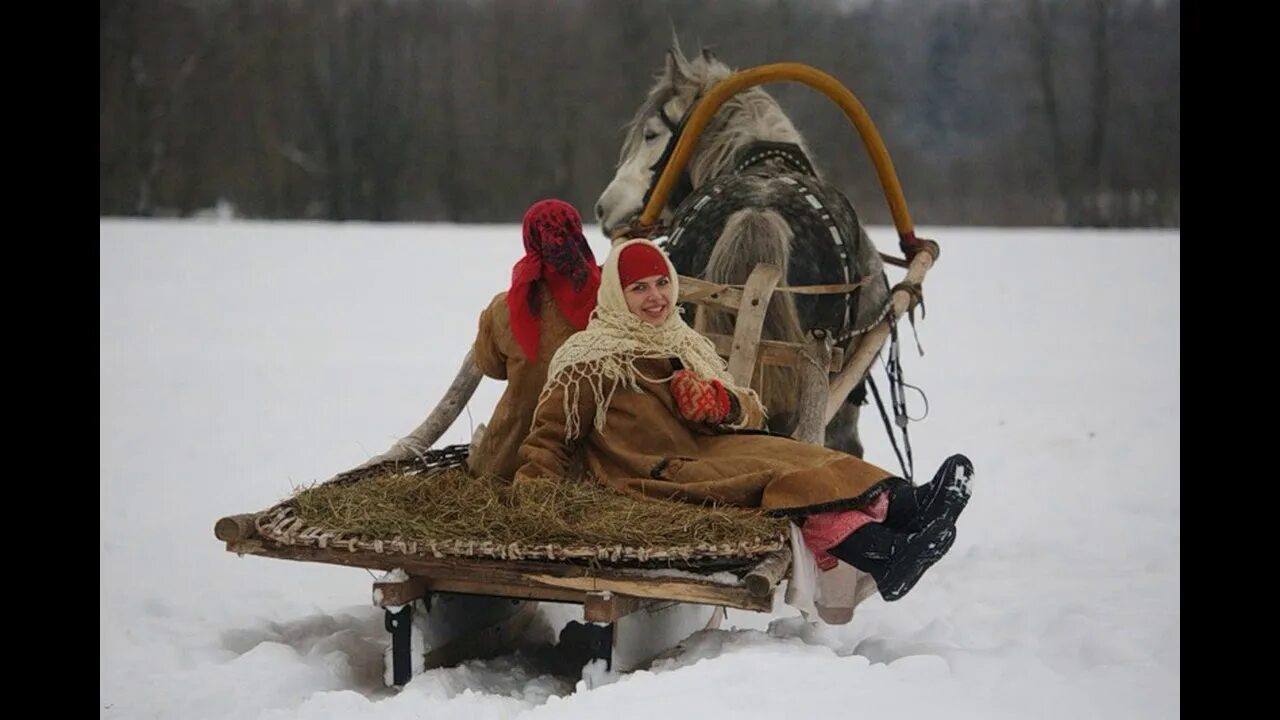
828, 516, 957, 601
883, 454, 974, 533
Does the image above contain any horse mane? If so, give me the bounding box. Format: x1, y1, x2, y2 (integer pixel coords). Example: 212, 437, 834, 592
619, 46, 814, 187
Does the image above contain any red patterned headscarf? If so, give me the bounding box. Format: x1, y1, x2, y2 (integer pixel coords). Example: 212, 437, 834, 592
507, 199, 601, 362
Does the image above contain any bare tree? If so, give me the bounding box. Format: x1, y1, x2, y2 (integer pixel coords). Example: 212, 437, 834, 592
1028, 0, 1118, 225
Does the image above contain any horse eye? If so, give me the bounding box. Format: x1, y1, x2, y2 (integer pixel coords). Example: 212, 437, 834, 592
643, 129, 660, 142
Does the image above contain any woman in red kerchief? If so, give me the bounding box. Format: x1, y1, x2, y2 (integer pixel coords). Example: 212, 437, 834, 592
468, 199, 602, 480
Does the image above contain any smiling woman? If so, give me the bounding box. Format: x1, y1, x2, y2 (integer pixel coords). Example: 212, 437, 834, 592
515, 238, 970, 603
618, 242, 675, 325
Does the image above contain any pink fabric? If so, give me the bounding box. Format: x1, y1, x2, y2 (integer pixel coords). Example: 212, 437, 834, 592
801, 492, 890, 571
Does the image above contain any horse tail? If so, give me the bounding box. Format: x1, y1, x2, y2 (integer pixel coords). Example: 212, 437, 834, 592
695, 208, 804, 429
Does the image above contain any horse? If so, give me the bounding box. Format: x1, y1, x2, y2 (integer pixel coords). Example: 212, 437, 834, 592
594, 43, 891, 458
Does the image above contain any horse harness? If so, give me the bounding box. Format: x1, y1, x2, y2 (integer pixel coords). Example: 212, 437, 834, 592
640, 104, 696, 214
660, 139, 873, 344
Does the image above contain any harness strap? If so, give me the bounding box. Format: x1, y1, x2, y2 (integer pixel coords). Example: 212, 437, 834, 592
890, 280, 927, 355
731, 140, 817, 176
867, 319, 917, 482
641, 101, 699, 217
867, 374, 908, 480
889, 280, 924, 313
658, 105, 680, 132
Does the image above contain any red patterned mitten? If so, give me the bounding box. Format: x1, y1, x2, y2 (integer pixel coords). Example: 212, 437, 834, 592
670, 370, 731, 424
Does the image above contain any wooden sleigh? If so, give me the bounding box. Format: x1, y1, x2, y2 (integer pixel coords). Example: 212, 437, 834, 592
214, 63, 939, 686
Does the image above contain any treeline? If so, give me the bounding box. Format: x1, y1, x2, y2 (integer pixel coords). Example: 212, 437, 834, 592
100, 0, 1180, 227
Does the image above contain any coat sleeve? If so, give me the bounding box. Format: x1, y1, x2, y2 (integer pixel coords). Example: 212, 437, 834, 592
722, 385, 768, 431
472, 294, 509, 380
513, 375, 597, 482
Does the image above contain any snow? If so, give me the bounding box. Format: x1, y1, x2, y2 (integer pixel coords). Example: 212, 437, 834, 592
100, 219, 1178, 719
631, 568, 742, 585
379, 569, 410, 584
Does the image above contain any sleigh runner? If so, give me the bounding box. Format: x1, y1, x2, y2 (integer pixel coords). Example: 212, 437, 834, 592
215, 60, 939, 686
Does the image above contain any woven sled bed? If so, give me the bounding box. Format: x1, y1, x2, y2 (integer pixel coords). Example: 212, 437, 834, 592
215, 445, 795, 613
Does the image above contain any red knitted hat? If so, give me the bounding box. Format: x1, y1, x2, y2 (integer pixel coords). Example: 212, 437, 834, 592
617, 242, 670, 287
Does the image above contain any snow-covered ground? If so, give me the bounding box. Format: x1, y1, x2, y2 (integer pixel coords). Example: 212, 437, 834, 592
100, 219, 1179, 719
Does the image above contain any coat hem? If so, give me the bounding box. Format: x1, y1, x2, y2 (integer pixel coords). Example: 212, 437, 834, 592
764, 476, 901, 518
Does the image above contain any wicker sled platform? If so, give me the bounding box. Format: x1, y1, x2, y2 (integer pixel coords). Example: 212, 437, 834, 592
215, 445, 793, 617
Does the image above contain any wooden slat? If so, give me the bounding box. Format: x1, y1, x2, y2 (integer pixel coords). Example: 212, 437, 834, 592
373, 577, 428, 607
677, 276, 744, 313
743, 547, 793, 598
225, 538, 773, 612
583, 591, 659, 623
727, 264, 784, 385
703, 332, 844, 373
679, 275, 873, 302
769, 280, 871, 295
424, 577, 587, 604
522, 572, 772, 612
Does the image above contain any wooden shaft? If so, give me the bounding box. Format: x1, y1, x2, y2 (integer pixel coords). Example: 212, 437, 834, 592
744, 546, 793, 599
824, 248, 935, 422
334, 349, 483, 478
792, 330, 833, 446
214, 513, 260, 542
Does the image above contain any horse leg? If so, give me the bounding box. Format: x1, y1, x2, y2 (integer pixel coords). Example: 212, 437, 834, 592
824, 385, 866, 458
768, 410, 798, 439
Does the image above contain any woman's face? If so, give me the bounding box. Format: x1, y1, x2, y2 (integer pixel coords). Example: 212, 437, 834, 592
624, 273, 674, 325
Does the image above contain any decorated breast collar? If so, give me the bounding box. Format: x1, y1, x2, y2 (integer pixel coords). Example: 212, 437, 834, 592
731, 141, 817, 177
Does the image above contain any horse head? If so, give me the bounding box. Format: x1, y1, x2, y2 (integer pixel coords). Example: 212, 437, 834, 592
595, 43, 808, 241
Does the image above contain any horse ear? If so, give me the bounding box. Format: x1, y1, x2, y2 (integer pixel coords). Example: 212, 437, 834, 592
669, 25, 684, 60
701, 46, 717, 63
665, 47, 693, 83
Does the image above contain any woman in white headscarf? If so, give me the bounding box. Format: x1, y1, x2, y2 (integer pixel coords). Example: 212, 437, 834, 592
515, 238, 972, 601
